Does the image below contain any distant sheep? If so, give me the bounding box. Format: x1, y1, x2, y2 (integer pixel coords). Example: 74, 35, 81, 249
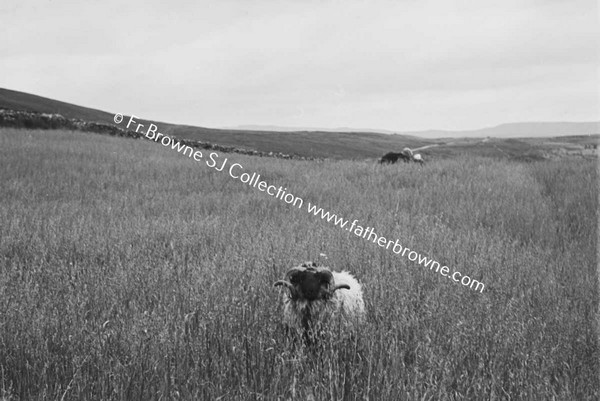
413, 153, 424, 164
379, 152, 411, 164
273, 262, 365, 341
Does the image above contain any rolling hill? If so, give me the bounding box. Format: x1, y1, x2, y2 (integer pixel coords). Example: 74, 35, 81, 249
0, 88, 432, 159
1, 87, 598, 160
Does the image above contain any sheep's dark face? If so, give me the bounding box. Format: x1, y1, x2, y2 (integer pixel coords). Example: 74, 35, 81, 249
288, 268, 333, 301
274, 263, 350, 302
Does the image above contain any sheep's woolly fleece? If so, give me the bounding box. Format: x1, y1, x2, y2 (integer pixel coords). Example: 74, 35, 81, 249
276, 265, 365, 335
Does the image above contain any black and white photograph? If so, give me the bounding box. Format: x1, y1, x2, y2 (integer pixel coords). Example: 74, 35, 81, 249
0, 0, 598, 399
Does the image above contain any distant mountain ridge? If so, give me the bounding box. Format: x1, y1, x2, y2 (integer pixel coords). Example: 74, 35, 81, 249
403, 122, 600, 139
225, 124, 400, 135
228, 122, 600, 138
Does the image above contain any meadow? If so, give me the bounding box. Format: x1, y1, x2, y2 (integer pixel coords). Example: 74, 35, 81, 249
0, 128, 598, 400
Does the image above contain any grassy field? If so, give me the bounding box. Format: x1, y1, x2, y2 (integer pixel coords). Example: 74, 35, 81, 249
0, 128, 598, 400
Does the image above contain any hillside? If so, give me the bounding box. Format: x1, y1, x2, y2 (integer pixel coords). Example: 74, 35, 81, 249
0, 88, 119, 125
1, 87, 598, 161
0, 88, 430, 159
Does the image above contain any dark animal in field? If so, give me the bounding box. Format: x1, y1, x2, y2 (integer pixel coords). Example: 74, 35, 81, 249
274, 262, 365, 342
379, 152, 412, 164
380, 147, 426, 164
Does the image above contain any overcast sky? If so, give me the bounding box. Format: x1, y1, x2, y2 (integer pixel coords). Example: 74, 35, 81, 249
1, 0, 598, 132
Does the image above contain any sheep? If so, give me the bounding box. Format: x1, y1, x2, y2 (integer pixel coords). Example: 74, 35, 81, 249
413, 153, 424, 164
379, 151, 411, 164
273, 261, 365, 342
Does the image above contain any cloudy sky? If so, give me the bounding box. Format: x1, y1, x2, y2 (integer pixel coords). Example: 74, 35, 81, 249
1, 0, 598, 132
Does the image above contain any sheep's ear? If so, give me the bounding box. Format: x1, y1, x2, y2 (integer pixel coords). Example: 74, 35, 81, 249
333, 284, 350, 292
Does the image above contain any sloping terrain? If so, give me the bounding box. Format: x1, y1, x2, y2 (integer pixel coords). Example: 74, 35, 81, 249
1, 87, 598, 161
0, 88, 431, 159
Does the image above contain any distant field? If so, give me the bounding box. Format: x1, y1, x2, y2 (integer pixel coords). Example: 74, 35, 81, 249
2, 87, 598, 161
0, 128, 598, 400
0, 87, 433, 159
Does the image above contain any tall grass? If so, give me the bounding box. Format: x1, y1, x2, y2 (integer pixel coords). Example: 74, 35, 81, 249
0, 128, 598, 400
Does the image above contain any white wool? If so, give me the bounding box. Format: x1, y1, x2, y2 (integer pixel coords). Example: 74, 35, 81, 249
330, 271, 366, 321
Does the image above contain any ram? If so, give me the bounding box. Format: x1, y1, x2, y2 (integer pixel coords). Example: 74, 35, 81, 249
273, 262, 365, 341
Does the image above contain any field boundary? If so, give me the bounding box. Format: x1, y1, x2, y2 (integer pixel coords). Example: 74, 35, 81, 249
0, 108, 318, 161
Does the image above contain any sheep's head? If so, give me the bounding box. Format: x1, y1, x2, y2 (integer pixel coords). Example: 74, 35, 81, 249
273, 262, 350, 301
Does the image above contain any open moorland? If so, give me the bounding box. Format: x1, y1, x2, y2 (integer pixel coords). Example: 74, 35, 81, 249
1, 87, 598, 161
0, 127, 598, 400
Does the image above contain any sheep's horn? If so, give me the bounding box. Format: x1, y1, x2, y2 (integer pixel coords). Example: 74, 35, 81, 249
333, 284, 350, 292
274, 280, 294, 290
